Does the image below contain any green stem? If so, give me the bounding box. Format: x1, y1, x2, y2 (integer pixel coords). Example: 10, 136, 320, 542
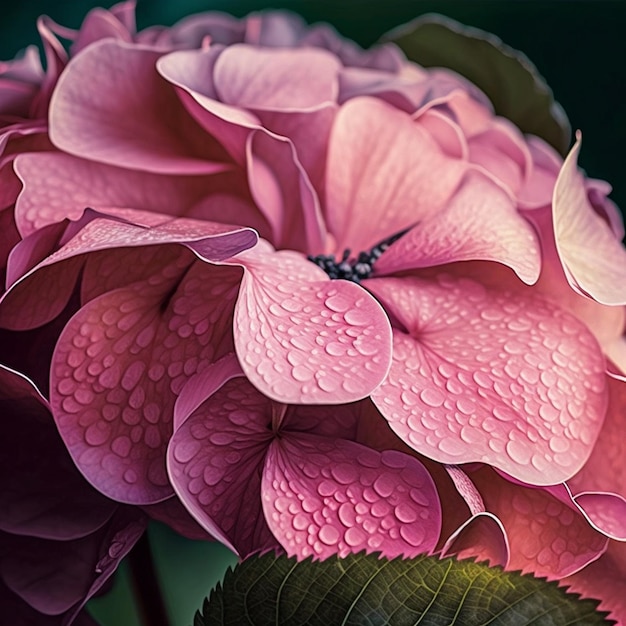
128, 531, 171, 626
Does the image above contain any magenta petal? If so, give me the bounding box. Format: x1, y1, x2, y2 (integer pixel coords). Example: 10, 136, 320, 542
0, 506, 145, 617
49, 40, 228, 173
553, 132, 626, 305
374, 170, 541, 284
167, 377, 278, 557
232, 241, 392, 404
262, 434, 441, 559
368, 274, 607, 485
0, 365, 115, 540
50, 260, 241, 504
214, 44, 341, 110
325, 97, 467, 253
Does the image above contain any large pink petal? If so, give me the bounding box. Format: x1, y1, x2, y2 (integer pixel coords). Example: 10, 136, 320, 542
262, 433, 441, 559
167, 377, 277, 556
373, 170, 540, 284
49, 40, 229, 173
325, 97, 466, 254
231, 240, 392, 404
0, 365, 115, 540
214, 44, 340, 110
50, 260, 242, 504
14, 152, 228, 236
553, 132, 626, 305
471, 469, 607, 579
368, 274, 608, 485
564, 541, 626, 625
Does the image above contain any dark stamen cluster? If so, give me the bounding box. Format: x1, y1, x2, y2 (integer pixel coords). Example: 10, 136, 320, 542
308, 230, 407, 283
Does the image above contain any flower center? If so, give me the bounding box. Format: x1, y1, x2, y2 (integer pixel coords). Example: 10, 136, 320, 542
307, 230, 408, 283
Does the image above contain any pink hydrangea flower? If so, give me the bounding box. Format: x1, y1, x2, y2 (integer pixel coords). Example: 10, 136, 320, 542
1, 4, 626, 623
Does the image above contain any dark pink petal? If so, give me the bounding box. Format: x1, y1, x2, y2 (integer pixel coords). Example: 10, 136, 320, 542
470, 469, 607, 579
14, 152, 228, 236
0, 212, 256, 330
373, 170, 540, 284
0, 506, 145, 618
232, 241, 392, 404
50, 260, 242, 504
71, 5, 133, 55
564, 541, 626, 625
0, 365, 115, 540
368, 274, 607, 485
325, 97, 466, 253
49, 40, 229, 173
442, 513, 509, 567
553, 133, 626, 304
263, 434, 441, 559
246, 129, 326, 252
167, 377, 278, 556
214, 44, 340, 110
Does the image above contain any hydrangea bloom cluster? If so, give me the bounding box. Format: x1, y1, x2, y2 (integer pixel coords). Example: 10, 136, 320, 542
1, 3, 625, 623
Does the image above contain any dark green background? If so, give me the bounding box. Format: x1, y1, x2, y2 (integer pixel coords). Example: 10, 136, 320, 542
2, 0, 625, 213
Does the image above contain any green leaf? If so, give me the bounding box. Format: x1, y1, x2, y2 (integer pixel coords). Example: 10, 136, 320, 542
384, 14, 571, 156
196, 552, 613, 626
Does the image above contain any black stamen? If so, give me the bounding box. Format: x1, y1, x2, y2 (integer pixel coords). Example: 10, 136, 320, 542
307, 229, 409, 283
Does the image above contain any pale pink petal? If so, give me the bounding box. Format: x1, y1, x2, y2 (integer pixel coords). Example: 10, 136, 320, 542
50, 40, 229, 173
14, 152, 230, 236
564, 541, 626, 624
368, 274, 607, 485
472, 468, 607, 579
262, 434, 441, 559
518, 135, 561, 210
231, 240, 392, 404
325, 97, 466, 253
214, 44, 341, 110
587, 178, 624, 240
167, 377, 278, 556
373, 170, 540, 284
553, 132, 626, 305
415, 108, 468, 159
246, 129, 326, 252
50, 260, 242, 504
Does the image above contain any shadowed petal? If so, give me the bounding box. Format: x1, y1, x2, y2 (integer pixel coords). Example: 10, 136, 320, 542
553, 132, 626, 304
368, 274, 607, 485
142, 497, 213, 541
232, 240, 392, 404
262, 434, 441, 559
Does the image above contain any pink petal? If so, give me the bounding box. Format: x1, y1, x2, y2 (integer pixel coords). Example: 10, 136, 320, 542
49, 40, 229, 173
262, 434, 441, 559
373, 170, 541, 284
50, 260, 242, 504
325, 97, 466, 254
518, 135, 561, 210
246, 129, 326, 253
142, 497, 214, 541
13, 152, 229, 236
213, 44, 341, 110
71, 5, 133, 55
167, 377, 278, 556
472, 468, 607, 579
367, 273, 608, 484
232, 240, 392, 404
564, 541, 626, 624
553, 132, 626, 304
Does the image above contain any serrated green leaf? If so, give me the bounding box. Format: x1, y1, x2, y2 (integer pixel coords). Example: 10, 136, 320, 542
195, 552, 613, 626
384, 14, 571, 156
